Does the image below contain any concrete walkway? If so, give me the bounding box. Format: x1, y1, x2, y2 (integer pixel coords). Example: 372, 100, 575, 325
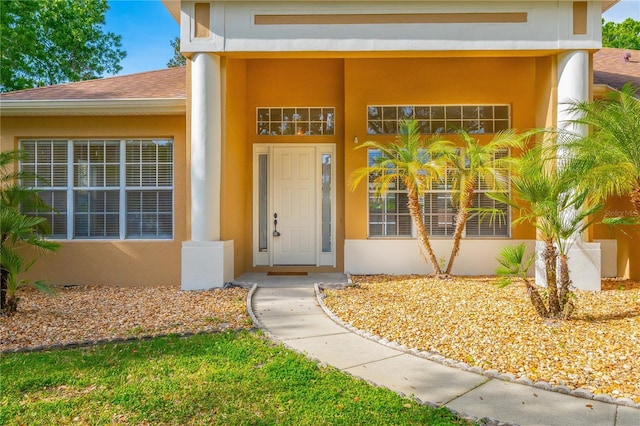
241, 273, 640, 426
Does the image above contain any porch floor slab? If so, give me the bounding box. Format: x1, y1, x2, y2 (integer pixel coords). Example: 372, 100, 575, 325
235, 272, 348, 288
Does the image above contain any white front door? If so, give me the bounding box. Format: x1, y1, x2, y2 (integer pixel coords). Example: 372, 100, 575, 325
272, 146, 317, 265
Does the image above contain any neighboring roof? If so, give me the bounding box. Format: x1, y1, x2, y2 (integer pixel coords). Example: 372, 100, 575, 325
0, 67, 186, 116
593, 48, 640, 93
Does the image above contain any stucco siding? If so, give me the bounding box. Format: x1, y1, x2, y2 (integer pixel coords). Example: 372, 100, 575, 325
0, 115, 187, 286
343, 56, 540, 241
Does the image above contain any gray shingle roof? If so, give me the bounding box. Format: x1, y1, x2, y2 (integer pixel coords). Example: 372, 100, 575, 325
593, 48, 640, 92
0, 67, 186, 100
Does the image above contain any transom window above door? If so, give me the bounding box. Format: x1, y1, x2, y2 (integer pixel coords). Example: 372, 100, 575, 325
367, 105, 510, 135
257, 107, 335, 136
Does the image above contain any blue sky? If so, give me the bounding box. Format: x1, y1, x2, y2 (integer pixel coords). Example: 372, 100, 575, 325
603, 0, 640, 23
104, 0, 640, 76
105, 0, 179, 76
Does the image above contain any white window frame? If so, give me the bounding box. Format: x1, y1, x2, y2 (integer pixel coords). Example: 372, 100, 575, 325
366, 149, 413, 238
19, 138, 174, 241
257, 106, 335, 136
366, 148, 511, 239
366, 104, 511, 135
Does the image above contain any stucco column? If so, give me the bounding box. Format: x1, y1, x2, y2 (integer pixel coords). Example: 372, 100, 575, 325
182, 53, 233, 289
536, 50, 601, 291
557, 50, 589, 172
557, 50, 589, 246
191, 52, 221, 241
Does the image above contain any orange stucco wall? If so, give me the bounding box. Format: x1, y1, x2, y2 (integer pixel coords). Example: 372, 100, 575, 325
593, 197, 640, 279
0, 115, 187, 286
343, 56, 540, 241
222, 57, 250, 276
220, 55, 593, 274
243, 58, 346, 271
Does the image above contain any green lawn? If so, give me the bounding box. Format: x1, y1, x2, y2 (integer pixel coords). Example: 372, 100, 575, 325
1, 331, 465, 425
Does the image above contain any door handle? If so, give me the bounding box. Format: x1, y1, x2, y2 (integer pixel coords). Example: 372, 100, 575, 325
273, 213, 281, 237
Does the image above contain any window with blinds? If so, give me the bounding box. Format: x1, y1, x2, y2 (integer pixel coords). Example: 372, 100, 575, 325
367, 148, 510, 238
125, 140, 173, 238
19, 140, 68, 238
73, 140, 120, 238
465, 149, 510, 237
367, 149, 413, 237
19, 139, 174, 240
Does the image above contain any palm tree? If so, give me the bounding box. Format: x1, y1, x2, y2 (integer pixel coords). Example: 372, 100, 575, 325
444, 129, 529, 275
495, 146, 602, 319
567, 83, 640, 215
495, 243, 548, 317
349, 120, 454, 275
0, 149, 60, 315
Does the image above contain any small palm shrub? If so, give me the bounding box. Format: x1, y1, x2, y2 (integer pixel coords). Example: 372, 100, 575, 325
1, 149, 60, 315
495, 243, 550, 318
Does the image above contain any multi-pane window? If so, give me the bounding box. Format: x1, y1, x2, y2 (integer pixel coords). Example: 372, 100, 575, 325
367, 105, 510, 135
422, 167, 457, 237
125, 140, 173, 238
465, 149, 510, 237
73, 140, 120, 238
20, 140, 68, 238
20, 139, 174, 240
367, 150, 413, 237
257, 107, 335, 136
367, 149, 510, 238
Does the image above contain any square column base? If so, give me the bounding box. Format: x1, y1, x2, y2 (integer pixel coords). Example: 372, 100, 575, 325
535, 241, 601, 291
181, 240, 234, 290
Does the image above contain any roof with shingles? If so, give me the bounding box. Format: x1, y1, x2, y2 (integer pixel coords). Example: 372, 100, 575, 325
0, 66, 186, 100
593, 48, 640, 92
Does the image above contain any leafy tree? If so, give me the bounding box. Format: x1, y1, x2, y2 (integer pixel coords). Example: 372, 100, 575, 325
349, 120, 454, 275
602, 18, 640, 50
567, 83, 640, 216
1, 150, 60, 315
444, 129, 529, 275
167, 36, 186, 68
0, 0, 126, 92
494, 146, 602, 319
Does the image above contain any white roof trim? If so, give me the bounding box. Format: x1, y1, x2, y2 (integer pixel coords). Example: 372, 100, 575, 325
602, 1, 620, 13
0, 98, 186, 116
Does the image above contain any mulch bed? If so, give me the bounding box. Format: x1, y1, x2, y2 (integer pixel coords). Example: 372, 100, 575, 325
324, 275, 640, 404
0, 285, 252, 352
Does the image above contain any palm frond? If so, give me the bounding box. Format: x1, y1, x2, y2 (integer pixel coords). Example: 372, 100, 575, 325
601, 216, 640, 226
494, 276, 515, 288
495, 243, 535, 280
563, 83, 640, 202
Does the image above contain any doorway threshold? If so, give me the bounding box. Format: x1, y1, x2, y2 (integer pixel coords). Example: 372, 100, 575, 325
267, 271, 309, 276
